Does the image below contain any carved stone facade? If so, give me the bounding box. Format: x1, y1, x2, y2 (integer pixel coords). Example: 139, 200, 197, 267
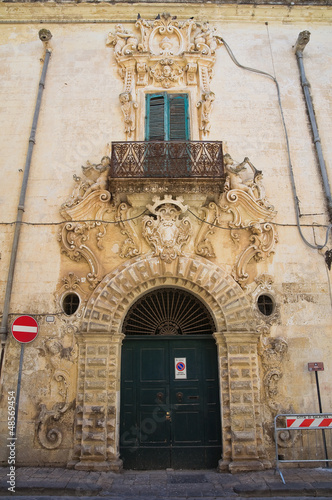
1, 4, 331, 475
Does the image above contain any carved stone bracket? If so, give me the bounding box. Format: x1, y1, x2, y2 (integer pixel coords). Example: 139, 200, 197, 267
106, 13, 223, 138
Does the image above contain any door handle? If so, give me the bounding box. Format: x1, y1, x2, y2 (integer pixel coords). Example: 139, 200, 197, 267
176, 392, 183, 403
156, 392, 164, 403
166, 411, 171, 422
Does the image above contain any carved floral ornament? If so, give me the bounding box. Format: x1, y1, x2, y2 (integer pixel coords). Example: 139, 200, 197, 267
106, 13, 223, 137
59, 153, 278, 289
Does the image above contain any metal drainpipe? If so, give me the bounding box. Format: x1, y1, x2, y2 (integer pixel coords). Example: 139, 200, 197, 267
0, 30, 52, 355
295, 31, 332, 223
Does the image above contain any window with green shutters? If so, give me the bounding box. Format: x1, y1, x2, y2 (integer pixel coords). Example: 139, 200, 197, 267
145, 93, 190, 141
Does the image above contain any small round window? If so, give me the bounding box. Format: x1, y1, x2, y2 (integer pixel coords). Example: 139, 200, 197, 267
257, 294, 274, 316
62, 293, 80, 316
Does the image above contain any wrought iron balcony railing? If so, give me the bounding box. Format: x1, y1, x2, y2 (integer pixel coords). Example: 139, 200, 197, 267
110, 141, 224, 179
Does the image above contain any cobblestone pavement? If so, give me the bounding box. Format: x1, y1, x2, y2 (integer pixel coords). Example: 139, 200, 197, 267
0, 466, 332, 499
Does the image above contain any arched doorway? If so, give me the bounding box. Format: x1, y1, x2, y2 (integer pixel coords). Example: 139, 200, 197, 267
120, 287, 222, 469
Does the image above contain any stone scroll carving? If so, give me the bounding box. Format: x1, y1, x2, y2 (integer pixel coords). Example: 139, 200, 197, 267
218, 154, 278, 287
115, 202, 142, 258
193, 153, 277, 286
194, 202, 221, 258
142, 195, 192, 262
259, 337, 288, 404
36, 338, 77, 450
59, 158, 116, 288
106, 13, 223, 138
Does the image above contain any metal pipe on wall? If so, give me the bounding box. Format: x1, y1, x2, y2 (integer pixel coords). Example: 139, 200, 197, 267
0, 30, 52, 357
295, 31, 332, 223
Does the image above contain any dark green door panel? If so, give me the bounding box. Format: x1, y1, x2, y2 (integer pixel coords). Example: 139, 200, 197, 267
120, 338, 222, 469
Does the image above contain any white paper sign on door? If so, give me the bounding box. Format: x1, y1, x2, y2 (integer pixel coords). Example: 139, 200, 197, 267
175, 357, 187, 379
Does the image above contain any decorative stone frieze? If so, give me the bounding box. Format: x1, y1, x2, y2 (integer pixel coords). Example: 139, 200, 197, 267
106, 13, 223, 138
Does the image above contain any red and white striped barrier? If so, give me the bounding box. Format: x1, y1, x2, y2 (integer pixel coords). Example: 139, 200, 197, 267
287, 417, 332, 429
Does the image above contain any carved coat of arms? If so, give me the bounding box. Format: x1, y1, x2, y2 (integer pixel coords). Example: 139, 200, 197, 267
142, 196, 192, 262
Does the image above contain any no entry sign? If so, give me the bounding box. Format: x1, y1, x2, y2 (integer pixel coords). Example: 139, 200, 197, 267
11, 315, 38, 343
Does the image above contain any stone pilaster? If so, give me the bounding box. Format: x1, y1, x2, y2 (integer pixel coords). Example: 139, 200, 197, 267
215, 331, 269, 473
213, 332, 231, 471
69, 333, 124, 472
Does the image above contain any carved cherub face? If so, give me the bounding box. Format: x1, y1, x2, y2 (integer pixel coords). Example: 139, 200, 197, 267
204, 91, 215, 102
119, 92, 130, 104
101, 156, 111, 167
223, 154, 234, 166
163, 66, 172, 77
45, 339, 62, 355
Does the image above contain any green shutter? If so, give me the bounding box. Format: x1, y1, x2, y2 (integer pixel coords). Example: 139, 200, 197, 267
169, 94, 189, 141
146, 94, 165, 141
146, 93, 189, 141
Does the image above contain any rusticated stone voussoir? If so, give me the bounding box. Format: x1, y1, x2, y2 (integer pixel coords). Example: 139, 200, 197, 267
82, 254, 254, 335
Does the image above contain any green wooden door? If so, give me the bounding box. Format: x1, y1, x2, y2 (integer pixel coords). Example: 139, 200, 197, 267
120, 337, 221, 469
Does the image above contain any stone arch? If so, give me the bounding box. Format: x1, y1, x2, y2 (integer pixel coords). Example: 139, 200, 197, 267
82, 254, 254, 334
